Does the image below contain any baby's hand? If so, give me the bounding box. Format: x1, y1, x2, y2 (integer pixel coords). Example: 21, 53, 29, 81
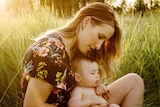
95, 84, 107, 95
102, 90, 110, 100
96, 84, 110, 99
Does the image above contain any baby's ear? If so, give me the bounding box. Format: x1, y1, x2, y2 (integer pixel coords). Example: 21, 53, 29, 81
74, 73, 81, 82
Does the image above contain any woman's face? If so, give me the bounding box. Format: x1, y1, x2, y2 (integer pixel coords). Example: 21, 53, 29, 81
77, 17, 115, 54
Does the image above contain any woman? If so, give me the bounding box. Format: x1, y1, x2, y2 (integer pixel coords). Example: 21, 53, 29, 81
21, 2, 144, 107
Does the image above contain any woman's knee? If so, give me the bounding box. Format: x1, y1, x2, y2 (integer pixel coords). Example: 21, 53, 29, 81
126, 73, 144, 89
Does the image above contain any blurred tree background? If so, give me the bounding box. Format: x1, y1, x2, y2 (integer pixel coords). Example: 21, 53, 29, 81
4, 0, 160, 17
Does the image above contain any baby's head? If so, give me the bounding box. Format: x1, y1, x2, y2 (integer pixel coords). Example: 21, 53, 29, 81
71, 57, 100, 87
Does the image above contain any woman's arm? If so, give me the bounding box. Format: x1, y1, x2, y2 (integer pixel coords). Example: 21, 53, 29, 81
23, 78, 56, 107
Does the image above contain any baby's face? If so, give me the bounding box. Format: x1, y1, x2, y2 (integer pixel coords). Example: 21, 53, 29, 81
78, 60, 100, 87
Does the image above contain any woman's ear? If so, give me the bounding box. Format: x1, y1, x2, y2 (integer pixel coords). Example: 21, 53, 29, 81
82, 16, 91, 28
74, 73, 81, 82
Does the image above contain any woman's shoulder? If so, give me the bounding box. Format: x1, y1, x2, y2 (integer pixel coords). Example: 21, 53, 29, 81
22, 30, 67, 63
25, 32, 64, 56
35, 31, 63, 45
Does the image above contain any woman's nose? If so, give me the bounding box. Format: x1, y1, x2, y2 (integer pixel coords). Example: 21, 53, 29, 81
95, 40, 104, 50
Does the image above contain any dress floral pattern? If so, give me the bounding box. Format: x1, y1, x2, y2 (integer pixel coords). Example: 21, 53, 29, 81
21, 33, 75, 107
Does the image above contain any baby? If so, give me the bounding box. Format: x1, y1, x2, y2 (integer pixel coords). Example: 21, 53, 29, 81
68, 57, 120, 107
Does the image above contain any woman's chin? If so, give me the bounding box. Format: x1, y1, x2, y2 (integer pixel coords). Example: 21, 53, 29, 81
79, 49, 87, 55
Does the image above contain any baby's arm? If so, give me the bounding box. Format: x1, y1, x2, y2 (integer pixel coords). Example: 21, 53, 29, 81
68, 87, 104, 107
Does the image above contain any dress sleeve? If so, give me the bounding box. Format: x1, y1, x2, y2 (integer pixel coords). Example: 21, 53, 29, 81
30, 56, 64, 86
21, 35, 69, 91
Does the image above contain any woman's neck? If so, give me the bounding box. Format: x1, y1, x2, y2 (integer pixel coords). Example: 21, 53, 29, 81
61, 36, 77, 60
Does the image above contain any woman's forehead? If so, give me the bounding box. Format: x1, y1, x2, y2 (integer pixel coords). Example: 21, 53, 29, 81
100, 24, 115, 39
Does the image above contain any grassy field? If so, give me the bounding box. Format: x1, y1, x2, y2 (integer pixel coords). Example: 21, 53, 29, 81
0, 7, 159, 107
117, 11, 160, 107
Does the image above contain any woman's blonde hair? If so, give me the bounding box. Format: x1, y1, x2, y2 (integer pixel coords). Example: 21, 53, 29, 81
53, 2, 122, 81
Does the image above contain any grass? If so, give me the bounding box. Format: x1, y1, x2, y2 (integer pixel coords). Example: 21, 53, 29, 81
0, 7, 159, 107
117, 11, 160, 106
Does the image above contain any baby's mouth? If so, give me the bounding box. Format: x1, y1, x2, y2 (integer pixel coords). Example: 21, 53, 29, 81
96, 80, 100, 85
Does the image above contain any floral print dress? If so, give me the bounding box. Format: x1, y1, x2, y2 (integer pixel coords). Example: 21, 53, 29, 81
21, 33, 75, 107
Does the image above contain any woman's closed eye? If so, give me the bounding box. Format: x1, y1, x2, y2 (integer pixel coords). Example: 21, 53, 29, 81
98, 33, 106, 39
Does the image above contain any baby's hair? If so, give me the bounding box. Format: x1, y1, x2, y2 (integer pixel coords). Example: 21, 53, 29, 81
71, 56, 96, 73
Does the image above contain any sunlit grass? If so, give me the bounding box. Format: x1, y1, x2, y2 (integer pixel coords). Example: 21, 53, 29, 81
0, 7, 160, 107
117, 10, 160, 107
0, 7, 67, 107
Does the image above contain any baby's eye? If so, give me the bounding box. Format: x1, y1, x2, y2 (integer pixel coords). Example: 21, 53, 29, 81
91, 72, 95, 75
